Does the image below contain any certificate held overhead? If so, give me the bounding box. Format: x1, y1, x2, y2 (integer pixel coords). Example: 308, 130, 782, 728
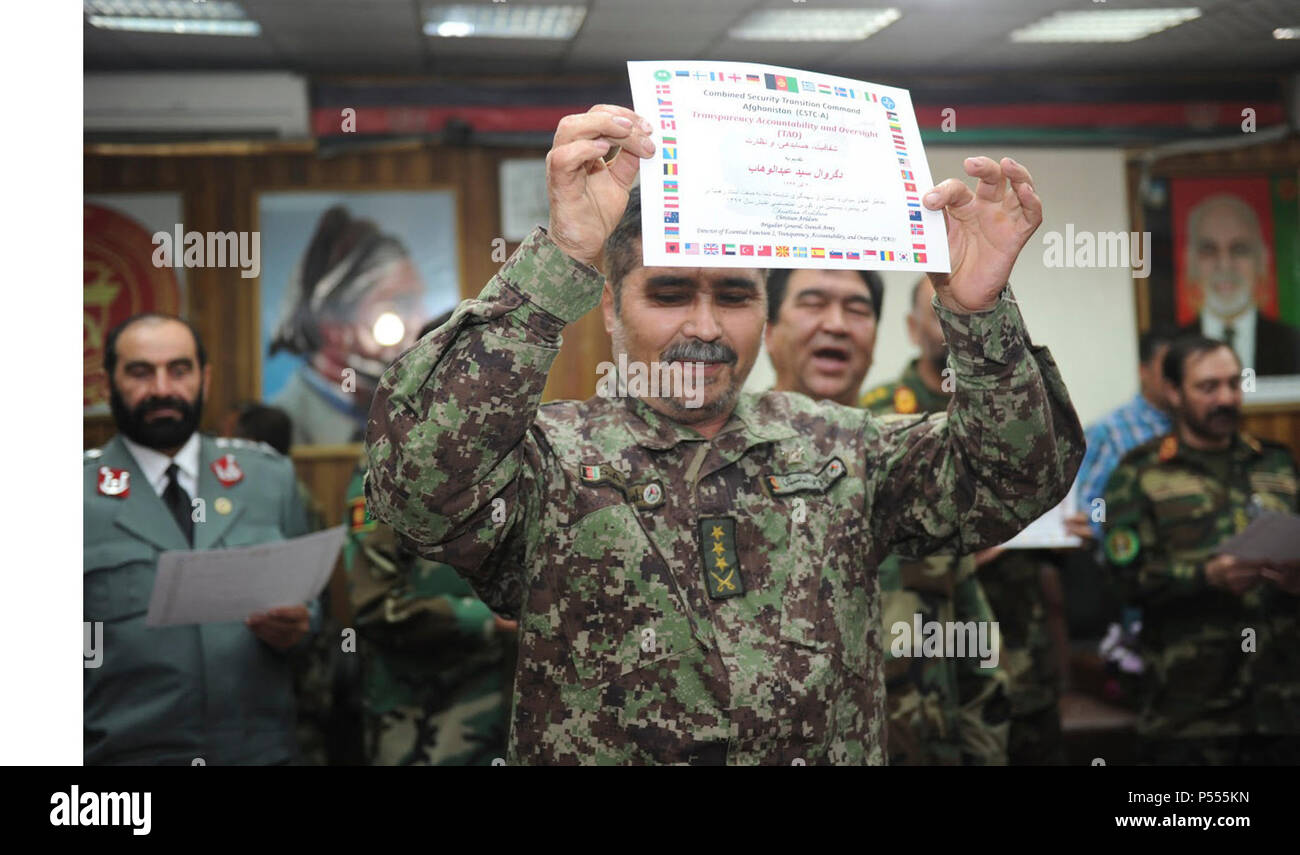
629, 61, 975, 274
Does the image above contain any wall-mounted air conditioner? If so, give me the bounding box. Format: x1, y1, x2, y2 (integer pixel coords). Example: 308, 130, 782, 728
84, 72, 309, 139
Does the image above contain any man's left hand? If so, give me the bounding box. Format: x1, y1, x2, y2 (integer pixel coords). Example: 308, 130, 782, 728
924, 157, 1043, 313
1262, 562, 1300, 595
247, 605, 311, 650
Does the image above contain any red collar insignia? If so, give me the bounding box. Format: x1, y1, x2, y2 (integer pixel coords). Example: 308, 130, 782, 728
210, 454, 244, 487
97, 466, 130, 498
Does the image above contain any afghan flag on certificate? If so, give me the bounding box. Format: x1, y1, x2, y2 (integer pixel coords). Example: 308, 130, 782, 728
764, 73, 799, 92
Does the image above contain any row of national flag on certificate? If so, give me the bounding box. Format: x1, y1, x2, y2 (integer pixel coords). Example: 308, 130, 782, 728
658, 68, 882, 103
890, 105, 929, 264
666, 244, 918, 260
655, 80, 683, 253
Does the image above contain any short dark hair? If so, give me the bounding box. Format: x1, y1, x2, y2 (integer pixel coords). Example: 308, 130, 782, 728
234, 403, 293, 455
603, 185, 644, 311
766, 268, 884, 325
103, 313, 207, 378
1139, 325, 1178, 364
1162, 335, 1238, 387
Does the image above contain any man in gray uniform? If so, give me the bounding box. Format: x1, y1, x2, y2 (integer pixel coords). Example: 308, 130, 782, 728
84, 313, 316, 764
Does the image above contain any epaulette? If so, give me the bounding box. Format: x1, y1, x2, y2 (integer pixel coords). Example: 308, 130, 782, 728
859, 383, 894, 408
892, 385, 918, 415
1241, 432, 1278, 455
214, 436, 281, 457
1242, 432, 1294, 461
1119, 433, 1170, 468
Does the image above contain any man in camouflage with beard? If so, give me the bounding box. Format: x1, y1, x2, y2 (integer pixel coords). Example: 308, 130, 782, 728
1103, 335, 1300, 764
364, 104, 1083, 764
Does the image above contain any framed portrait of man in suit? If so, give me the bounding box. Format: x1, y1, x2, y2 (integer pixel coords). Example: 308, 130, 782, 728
1141, 173, 1300, 405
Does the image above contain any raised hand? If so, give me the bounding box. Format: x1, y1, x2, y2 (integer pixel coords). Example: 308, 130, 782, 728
923, 157, 1043, 313
546, 105, 656, 268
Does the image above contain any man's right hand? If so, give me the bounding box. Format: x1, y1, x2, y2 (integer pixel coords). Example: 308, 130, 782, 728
1063, 511, 1094, 542
1205, 553, 1262, 596
546, 105, 656, 268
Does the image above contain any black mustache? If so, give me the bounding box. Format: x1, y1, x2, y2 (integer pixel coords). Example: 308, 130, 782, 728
137, 397, 192, 417
661, 340, 736, 364
1209, 407, 1240, 419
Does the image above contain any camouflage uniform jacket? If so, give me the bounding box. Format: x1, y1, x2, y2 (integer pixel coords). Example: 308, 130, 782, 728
862, 360, 1010, 765
1102, 431, 1300, 740
343, 463, 511, 765
365, 228, 1084, 765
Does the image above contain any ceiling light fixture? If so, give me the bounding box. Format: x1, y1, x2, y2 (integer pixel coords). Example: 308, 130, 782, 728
729, 8, 901, 42
423, 4, 587, 40
84, 0, 260, 36
1010, 8, 1201, 43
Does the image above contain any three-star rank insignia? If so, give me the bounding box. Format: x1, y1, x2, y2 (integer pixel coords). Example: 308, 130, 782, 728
210, 454, 244, 487
893, 386, 918, 414
97, 466, 130, 498
1104, 525, 1140, 566
699, 517, 744, 600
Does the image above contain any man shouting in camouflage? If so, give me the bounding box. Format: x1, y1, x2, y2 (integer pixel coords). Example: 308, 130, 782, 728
365, 104, 1083, 764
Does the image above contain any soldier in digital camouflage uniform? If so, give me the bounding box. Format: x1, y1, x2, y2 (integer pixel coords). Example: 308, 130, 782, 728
364, 105, 1083, 764
344, 450, 515, 765
1102, 336, 1300, 765
860, 275, 1010, 765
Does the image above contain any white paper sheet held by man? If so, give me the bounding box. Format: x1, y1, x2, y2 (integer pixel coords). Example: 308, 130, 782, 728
145, 526, 345, 627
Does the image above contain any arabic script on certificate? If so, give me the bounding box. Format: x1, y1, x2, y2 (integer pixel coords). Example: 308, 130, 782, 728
628, 60, 950, 273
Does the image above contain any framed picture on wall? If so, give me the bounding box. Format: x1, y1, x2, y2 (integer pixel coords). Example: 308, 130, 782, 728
84, 193, 187, 416
1140, 172, 1300, 405
256, 189, 461, 447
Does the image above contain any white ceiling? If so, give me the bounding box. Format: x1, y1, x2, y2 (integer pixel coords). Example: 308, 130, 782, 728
83, 0, 1300, 76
